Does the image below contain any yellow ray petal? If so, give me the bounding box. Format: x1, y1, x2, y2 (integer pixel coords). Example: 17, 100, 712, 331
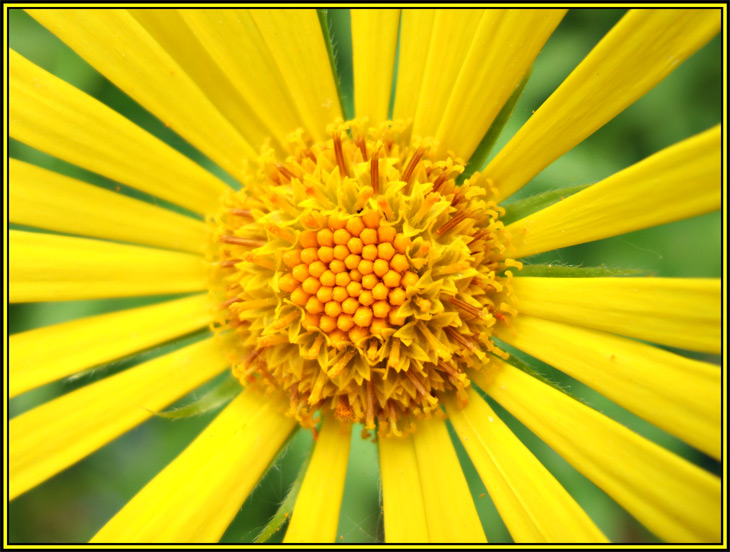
285, 416, 351, 543
378, 433, 429, 543
444, 390, 607, 543
412, 9, 484, 139
511, 277, 720, 354
177, 9, 304, 149
10, 230, 206, 303
436, 9, 566, 159
249, 9, 341, 140
92, 390, 295, 543
392, 9, 436, 121
9, 159, 207, 254
26, 8, 257, 180
507, 126, 721, 258
10, 294, 211, 398
484, 8, 720, 199
473, 361, 721, 543
351, 9, 400, 125
498, 316, 721, 459
413, 417, 487, 543
129, 9, 275, 152
9, 338, 228, 500
9, 50, 227, 216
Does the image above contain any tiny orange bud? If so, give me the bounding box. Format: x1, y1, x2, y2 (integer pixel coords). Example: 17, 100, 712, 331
325, 301, 342, 317
278, 273, 298, 293
359, 290, 374, 306
305, 297, 324, 314
358, 259, 374, 275
347, 281, 362, 297
300, 247, 318, 265
319, 315, 337, 332
308, 261, 327, 278
282, 249, 301, 268
353, 306, 373, 327
302, 276, 321, 294
345, 216, 365, 236
373, 300, 390, 319
373, 259, 389, 277
318, 246, 334, 263
389, 287, 406, 306
328, 213, 346, 230
401, 271, 419, 288
345, 254, 361, 270
316, 286, 333, 303
361, 228, 378, 245
390, 253, 409, 273
329, 259, 346, 273
300, 230, 318, 248
393, 233, 411, 254
337, 314, 355, 332
362, 273, 378, 290
383, 270, 401, 288
370, 318, 390, 335
332, 286, 349, 302
342, 297, 360, 314
333, 228, 351, 245
320, 270, 336, 287
377, 242, 395, 261
362, 211, 381, 229
362, 244, 378, 261
317, 228, 334, 247
377, 225, 397, 243
372, 282, 389, 301
333, 244, 349, 260
347, 237, 363, 255
292, 264, 310, 282
335, 271, 351, 287
290, 286, 309, 306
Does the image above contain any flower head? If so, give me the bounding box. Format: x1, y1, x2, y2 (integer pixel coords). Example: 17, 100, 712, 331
8, 7, 722, 545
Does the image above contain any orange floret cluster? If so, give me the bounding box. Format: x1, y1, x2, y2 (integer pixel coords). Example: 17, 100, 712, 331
278, 211, 418, 346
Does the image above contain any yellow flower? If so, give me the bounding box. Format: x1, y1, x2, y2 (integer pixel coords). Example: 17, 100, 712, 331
8, 7, 721, 544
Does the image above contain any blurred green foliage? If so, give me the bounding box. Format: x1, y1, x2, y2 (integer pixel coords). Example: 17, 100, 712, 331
8, 8, 721, 544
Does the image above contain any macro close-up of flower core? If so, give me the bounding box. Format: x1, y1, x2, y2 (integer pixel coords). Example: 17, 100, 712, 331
7, 6, 724, 545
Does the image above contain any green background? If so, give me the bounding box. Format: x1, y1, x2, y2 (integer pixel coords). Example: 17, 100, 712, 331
8, 8, 722, 544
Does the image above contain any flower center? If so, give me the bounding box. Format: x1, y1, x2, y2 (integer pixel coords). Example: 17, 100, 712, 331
209, 119, 518, 437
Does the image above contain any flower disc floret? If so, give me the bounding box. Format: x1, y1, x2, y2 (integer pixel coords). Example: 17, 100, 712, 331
210, 120, 519, 436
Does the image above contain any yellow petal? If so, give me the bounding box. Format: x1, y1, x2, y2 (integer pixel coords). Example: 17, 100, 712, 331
444, 390, 607, 543
92, 390, 295, 543
9, 338, 228, 500
498, 316, 721, 459
412, 9, 484, 139
351, 9, 400, 125
412, 417, 487, 543
436, 9, 566, 159
10, 230, 206, 303
506, 126, 721, 258
285, 416, 351, 542
10, 294, 211, 398
249, 9, 342, 140
9, 159, 207, 254
177, 9, 304, 149
511, 277, 720, 354
392, 9, 436, 121
9, 49, 227, 215
473, 360, 721, 543
484, 8, 720, 199
26, 8, 257, 180
378, 433, 429, 543
129, 9, 275, 152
